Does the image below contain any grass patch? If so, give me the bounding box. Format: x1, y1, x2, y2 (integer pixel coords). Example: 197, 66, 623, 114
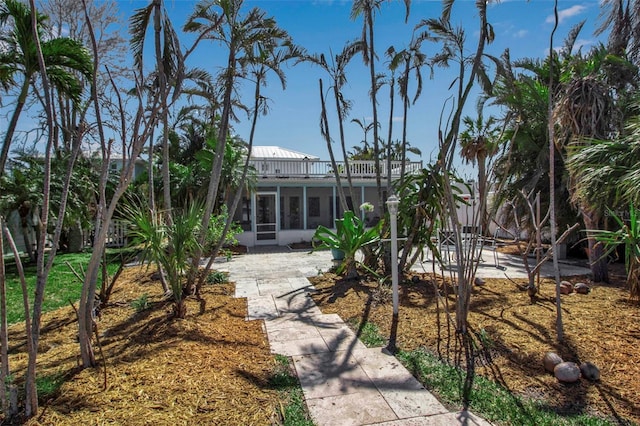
3, 250, 121, 324
36, 372, 65, 400
397, 348, 617, 426
347, 319, 386, 347
270, 354, 313, 426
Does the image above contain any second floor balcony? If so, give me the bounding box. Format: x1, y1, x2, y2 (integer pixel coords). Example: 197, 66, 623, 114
248, 158, 423, 179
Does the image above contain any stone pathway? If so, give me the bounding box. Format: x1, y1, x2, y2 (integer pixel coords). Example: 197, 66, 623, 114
217, 248, 493, 426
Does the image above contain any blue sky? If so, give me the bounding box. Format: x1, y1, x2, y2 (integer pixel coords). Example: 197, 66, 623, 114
132, 0, 604, 178
3, 1, 607, 179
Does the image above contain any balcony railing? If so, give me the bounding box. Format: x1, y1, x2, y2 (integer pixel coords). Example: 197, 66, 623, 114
248, 159, 423, 179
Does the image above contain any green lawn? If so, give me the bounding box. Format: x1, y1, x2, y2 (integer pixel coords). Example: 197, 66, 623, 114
3, 250, 123, 324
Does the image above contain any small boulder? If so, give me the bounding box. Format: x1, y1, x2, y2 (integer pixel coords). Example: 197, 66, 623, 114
543, 352, 563, 373
574, 282, 591, 294
580, 362, 600, 381
554, 361, 581, 383
560, 281, 574, 295
411, 275, 421, 284
474, 277, 486, 286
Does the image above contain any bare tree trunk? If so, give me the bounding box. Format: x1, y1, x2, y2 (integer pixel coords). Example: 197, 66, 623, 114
319, 79, 349, 213
333, 85, 357, 204
1, 222, 25, 418
583, 207, 609, 282
548, 0, 564, 342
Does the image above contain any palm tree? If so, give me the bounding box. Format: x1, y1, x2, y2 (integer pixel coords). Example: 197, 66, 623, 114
387, 31, 429, 185
459, 113, 500, 235
0, 0, 92, 175
184, 0, 292, 282
351, 0, 410, 213
130, 0, 185, 226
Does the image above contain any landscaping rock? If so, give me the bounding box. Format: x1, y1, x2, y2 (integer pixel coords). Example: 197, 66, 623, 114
560, 281, 574, 294
580, 362, 600, 381
575, 282, 591, 294
554, 361, 581, 383
474, 277, 486, 286
543, 352, 563, 373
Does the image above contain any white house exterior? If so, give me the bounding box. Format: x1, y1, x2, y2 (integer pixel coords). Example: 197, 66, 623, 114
232, 146, 423, 247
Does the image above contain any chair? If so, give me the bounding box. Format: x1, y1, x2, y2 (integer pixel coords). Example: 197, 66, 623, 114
479, 227, 506, 270
437, 230, 457, 264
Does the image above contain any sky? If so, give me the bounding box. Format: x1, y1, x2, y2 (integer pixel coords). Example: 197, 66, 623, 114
2, 0, 609, 179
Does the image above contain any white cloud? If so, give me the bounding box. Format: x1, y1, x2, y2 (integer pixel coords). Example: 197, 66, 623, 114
514, 29, 528, 38
545, 5, 587, 24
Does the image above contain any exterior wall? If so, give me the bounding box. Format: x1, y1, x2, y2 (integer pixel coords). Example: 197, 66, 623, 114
233, 180, 386, 247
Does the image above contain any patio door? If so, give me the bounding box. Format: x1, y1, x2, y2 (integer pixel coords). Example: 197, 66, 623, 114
255, 192, 277, 244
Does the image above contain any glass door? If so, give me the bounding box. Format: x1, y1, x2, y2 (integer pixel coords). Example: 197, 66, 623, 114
255, 192, 277, 244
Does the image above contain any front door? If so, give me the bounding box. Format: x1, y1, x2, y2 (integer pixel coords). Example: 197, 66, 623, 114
255, 192, 277, 245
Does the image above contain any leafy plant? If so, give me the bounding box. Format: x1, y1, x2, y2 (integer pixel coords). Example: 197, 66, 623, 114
124, 200, 204, 318
588, 204, 640, 299
206, 270, 228, 285
130, 293, 150, 312
312, 210, 381, 279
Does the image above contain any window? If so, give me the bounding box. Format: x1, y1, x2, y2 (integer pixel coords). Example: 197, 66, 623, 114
308, 197, 320, 217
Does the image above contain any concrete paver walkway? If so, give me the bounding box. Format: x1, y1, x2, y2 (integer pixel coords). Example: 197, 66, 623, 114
218, 247, 498, 426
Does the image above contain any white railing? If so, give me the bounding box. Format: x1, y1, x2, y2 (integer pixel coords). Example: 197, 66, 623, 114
249, 159, 423, 178
105, 220, 129, 248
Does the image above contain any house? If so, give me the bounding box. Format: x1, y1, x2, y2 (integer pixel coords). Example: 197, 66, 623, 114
231, 146, 423, 247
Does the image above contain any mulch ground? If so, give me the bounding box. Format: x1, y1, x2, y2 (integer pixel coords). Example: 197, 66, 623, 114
308, 261, 640, 425
6, 265, 283, 425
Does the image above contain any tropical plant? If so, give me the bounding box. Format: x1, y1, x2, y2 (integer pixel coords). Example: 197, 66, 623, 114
588, 204, 640, 300
459, 113, 501, 236
183, 0, 293, 287
125, 200, 204, 318
312, 210, 381, 279
0, 0, 93, 175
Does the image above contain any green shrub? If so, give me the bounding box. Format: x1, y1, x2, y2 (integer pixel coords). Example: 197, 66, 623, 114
206, 270, 228, 285
130, 293, 150, 312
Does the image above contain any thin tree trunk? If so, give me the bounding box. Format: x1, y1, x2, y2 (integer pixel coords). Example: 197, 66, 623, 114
548, 0, 564, 342
386, 77, 395, 195
320, 79, 348, 213
1, 222, 26, 418
0, 78, 31, 176
583, 207, 609, 282
333, 85, 356, 204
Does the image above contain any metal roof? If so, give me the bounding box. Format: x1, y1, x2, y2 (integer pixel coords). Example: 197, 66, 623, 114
250, 146, 319, 160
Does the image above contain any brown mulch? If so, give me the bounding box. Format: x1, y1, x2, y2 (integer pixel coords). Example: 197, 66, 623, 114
6, 265, 282, 425
308, 264, 640, 425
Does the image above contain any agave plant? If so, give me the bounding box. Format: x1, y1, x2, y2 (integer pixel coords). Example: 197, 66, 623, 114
312, 210, 381, 279
588, 204, 640, 300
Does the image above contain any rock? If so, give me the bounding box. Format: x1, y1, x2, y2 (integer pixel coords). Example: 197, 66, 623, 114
543, 352, 563, 373
474, 277, 486, 286
560, 281, 574, 295
574, 282, 591, 294
580, 362, 600, 381
412, 275, 421, 284
554, 362, 581, 383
